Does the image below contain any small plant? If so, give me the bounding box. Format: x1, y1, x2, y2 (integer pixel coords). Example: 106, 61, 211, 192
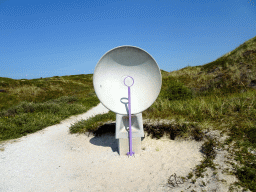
181, 176, 187, 182
245, 126, 256, 145
159, 173, 188, 188
220, 179, 227, 183
188, 172, 193, 179
202, 138, 217, 159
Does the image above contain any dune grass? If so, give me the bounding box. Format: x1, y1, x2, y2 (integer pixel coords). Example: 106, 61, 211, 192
0, 36, 256, 191
0, 74, 100, 141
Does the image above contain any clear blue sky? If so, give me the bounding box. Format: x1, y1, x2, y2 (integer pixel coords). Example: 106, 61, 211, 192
0, 0, 255, 80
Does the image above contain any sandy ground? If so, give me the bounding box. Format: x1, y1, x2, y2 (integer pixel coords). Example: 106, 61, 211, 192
0, 103, 247, 192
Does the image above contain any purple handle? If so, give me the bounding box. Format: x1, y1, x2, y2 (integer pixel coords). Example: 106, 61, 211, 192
124, 76, 135, 157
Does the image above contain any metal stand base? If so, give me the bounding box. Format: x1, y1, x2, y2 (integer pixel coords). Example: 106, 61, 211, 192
118, 138, 142, 156
115, 113, 144, 156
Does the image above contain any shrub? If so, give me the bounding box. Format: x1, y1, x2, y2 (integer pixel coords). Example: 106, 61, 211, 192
245, 126, 256, 145
236, 164, 256, 191
160, 80, 194, 101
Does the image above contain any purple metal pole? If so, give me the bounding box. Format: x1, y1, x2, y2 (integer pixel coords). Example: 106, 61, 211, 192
124, 76, 135, 157
127, 86, 134, 156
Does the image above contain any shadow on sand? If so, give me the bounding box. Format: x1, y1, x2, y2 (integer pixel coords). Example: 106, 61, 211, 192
88, 123, 145, 153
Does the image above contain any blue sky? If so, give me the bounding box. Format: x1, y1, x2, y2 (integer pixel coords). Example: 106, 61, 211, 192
0, 0, 255, 80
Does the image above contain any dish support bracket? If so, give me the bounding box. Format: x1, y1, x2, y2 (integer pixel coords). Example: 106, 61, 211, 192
115, 113, 144, 155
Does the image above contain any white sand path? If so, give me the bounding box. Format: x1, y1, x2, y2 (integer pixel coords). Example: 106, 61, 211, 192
0, 103, 208, 192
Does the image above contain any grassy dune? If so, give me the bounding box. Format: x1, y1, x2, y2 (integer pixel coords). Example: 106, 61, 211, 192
0, 36, 256, 191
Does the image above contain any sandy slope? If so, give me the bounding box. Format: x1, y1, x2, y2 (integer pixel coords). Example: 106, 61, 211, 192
0, 103, 242, 192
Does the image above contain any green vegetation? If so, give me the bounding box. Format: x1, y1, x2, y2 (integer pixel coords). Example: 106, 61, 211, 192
1, 36, 256, 191
0, 74, 100, 141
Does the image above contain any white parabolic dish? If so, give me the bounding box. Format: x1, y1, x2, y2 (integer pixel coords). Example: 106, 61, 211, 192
93, 46, 162, 115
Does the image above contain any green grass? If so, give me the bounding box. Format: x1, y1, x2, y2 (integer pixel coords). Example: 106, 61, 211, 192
1, 36, 256, 191
0, 74, 100, 141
